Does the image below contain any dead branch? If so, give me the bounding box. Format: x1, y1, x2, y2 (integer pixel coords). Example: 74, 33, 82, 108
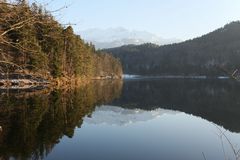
1, 17, 36, 37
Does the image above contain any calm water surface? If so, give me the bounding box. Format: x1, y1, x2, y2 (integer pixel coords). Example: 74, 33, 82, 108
0, 78, 240, 160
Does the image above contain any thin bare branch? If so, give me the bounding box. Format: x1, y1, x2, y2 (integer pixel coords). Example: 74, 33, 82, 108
1, 17, 36, 36
215, 125, 240, 160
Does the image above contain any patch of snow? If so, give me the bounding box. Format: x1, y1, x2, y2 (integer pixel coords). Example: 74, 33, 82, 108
78, 28, 181, 49
217, 76, 229, 79
123, 74, 140, 79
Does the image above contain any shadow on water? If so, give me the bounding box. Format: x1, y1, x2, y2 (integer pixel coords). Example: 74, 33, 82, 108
0, 80, 123, 160
111, 78, 240, 133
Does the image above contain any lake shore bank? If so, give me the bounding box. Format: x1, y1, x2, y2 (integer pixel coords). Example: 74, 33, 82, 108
0, 73, 122, 90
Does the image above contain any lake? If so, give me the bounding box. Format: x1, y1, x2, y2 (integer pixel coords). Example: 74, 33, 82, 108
0, 78, 240, 160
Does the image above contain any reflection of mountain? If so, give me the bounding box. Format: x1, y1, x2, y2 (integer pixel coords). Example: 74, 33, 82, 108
84, 105, 178, 126
78, 28, 181, 49
110, 79, 240, 132
0, 80, 123, 160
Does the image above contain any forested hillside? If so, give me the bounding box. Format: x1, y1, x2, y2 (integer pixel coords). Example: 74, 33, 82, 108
105, 22, 240, 76
0, 0, 122, 81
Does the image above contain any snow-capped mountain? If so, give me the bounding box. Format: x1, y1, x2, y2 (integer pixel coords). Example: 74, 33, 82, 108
78, 28, 181, 49
84, 105, 179, 126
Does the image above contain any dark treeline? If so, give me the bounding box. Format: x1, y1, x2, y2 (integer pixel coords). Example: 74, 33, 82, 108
105, 22, 240, 76
0, 0, 122, 79
0, 80, 123, 160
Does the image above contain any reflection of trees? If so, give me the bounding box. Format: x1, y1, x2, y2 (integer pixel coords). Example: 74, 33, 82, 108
0, 80, 122, 160
111, 79, 240, 132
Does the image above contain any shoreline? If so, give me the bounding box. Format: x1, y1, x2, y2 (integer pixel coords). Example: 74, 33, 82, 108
0, 74, 123, 90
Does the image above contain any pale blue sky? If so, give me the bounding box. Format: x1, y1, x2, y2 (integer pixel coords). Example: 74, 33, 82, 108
29, 0, 240, 40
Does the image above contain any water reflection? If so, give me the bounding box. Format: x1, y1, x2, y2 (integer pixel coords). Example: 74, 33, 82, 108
0, 80, 122, 160
85, 105, 179, 126
78, 105, 240, 160
111, 78, 240, 132
0, 78, 240, 160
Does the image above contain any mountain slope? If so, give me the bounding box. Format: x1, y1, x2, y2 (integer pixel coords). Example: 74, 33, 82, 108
104, 22, 240, 76
78, 28, 181, 49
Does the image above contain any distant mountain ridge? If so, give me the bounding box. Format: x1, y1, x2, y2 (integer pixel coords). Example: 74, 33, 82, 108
78, 28, 181, 49
104, 21, 240, 76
